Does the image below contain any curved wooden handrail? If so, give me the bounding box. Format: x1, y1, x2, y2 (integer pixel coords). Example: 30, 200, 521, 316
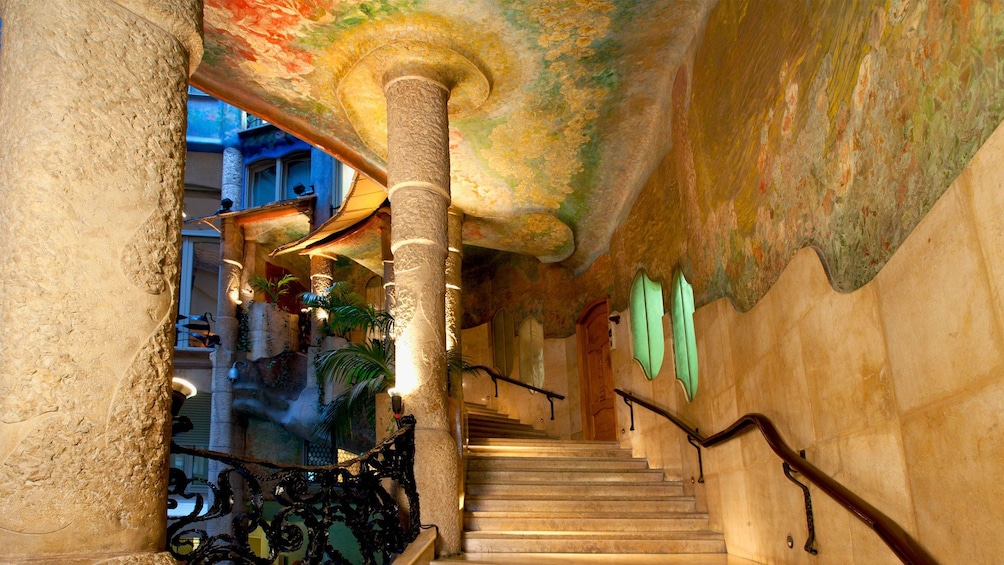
470, 365, 565, 400
469, 365, 565, 420
614, 389, 937, 565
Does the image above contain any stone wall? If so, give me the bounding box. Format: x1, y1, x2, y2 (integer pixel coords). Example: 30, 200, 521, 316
610, 118, 1004, 564
462, 87, 1004, 565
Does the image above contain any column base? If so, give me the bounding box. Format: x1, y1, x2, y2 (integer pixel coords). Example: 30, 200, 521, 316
413, 426, 461, 556
6, 551, 176, 564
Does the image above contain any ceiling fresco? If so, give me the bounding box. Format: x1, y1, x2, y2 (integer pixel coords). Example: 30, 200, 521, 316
193, 0, 711, 270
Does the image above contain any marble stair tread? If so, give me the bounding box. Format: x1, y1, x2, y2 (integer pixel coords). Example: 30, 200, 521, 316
464, 494, 698, 513
433, 553, 761, 564
464, 511, 711, 532
467, 456, 650, 470
467, 468, 668, 483
462, 530, 726, 554
465, 481, 686, 497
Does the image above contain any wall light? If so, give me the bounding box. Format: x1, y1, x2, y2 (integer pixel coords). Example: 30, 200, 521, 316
228, 362, 240, 383
388, 388, 404, 421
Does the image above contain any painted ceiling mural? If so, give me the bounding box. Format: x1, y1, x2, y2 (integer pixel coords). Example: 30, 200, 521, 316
196, 0, 711, 268
198, 0, 1004, 332
462, 0, 1004, 335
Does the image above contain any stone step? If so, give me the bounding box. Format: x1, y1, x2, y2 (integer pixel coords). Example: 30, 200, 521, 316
468, 440, 630, 459
462, 530, 726, 554
465, 511, 711, 532
467, 456, 650, 471
468, 421, 546, 433
434, 553, 753, 564
465, 481, 686, 498
467, 468, 667, 484
464, 494, 698, 514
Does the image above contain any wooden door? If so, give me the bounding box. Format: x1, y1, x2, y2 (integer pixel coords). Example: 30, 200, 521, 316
577, 299, 616, 441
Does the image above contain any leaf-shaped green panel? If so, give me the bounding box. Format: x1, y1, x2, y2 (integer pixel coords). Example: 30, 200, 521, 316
630, 271, 665, 380
671, 270, 698, 401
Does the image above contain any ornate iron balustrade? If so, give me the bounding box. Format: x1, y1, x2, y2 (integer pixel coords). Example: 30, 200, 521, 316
167, 416, 420, 565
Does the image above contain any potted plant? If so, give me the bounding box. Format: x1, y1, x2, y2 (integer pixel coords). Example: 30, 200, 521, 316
247, 273, 300, 361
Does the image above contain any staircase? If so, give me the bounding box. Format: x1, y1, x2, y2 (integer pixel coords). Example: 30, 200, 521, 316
466, 402, 551, 440
436, 403, 727, 563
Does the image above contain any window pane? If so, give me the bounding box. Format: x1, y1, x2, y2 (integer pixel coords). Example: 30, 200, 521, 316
284, 158, 311, 198
630, 270, 665, 381
671, 270, 698, 400
251, 163, 277, 207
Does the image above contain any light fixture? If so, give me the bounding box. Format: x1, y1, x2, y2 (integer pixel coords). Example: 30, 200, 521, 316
388, 388, 403, 421
228, 362, 240, 383
171, 377, 198, 416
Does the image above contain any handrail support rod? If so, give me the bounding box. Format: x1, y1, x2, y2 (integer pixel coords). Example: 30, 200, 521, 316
622, 395, 635, 431
783, 449, 818, 555
687, 433, 705, 484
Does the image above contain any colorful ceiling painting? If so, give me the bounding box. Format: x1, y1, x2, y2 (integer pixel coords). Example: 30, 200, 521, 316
194, 0, 711, 269
197, 0, 1004, 324
460, 0, 1004, 335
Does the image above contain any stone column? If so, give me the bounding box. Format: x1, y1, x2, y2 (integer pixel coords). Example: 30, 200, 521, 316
445, 207, 465, 401
208, 216, 245, 536
0, 0, 201, 562
308, 255, 335, 391
378, 207, 396, 313
221, 145, 244, 209
384, 73, 460, 555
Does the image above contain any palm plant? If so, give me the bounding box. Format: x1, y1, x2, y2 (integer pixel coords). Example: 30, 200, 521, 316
248, 273, 299, 306
307, 281, 474, 449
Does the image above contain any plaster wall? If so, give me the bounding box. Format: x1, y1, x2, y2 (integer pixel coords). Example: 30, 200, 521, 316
460, 324, 574, 440
599, 117, 1004, 565
457, 80, 1004, 565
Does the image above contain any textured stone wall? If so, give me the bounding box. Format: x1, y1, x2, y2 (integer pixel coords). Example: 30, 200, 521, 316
0, 0, 200, 560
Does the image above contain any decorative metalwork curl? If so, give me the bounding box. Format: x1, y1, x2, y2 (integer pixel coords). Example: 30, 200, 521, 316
167, 415, 420, 564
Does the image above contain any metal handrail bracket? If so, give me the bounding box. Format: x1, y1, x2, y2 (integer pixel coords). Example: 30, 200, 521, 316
613, 388, 937, 565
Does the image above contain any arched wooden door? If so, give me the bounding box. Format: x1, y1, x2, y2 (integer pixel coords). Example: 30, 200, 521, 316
577, 299, 616, 441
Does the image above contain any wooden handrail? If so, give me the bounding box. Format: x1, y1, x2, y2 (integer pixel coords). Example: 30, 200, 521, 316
614, 389, 937, 565
469, 365, 565, 420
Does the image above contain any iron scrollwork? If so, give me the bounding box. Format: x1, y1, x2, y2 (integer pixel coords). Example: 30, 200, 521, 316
167, 415, 420, 564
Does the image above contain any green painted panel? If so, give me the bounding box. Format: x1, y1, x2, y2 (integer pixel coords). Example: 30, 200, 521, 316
671, 270, 698, 401
630, 271, 665, 380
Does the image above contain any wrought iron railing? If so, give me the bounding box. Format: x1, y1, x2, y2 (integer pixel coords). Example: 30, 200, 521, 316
615, 389, 938, 565
167, 416, 420, 565
470, 365, 565, 420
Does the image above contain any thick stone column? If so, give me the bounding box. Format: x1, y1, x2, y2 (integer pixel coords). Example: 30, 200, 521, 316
208, 216, 245, 536
308, 255, 335, 391
445, 207, 464, 401
0, 0, 201, 562
221, 146, 244, 208
378, 207, 396, 313
385, 73, 460, 555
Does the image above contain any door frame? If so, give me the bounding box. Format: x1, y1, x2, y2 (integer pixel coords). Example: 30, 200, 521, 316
575, 297, 616, 441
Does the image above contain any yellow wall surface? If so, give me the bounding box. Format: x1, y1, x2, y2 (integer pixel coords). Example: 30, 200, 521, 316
467, 104, 1004, 565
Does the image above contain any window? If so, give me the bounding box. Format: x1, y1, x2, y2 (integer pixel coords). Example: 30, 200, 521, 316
177, 232, 220, 348
241, 110, 269, 129
246, 152, 311, 207
365, 275, 385, 312
518, 316, 545, 389
670, 269, 698, 400
629, 270, 665, 380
